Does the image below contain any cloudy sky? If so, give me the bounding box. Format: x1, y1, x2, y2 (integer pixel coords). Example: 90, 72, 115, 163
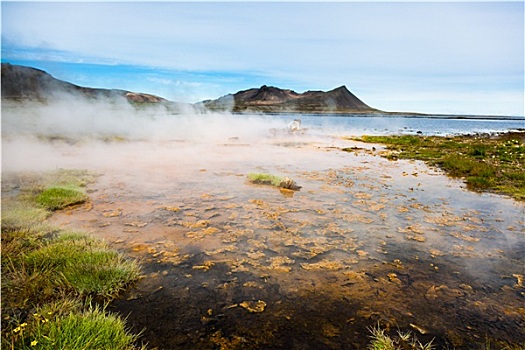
2, 1, 524, 116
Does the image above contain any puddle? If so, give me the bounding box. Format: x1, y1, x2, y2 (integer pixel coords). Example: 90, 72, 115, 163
34, 134, 524, 349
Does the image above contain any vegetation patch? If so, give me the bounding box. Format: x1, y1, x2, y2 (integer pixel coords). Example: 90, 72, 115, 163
247, 172, 301, 190
0, 201, 50, 229
1, 169, 142, 349
36, 187, 88, 210
367, 324, 525, 350
350, 132, 525, 200
9, 303, 143, 350
368, 325, 435, 350
43, 168, 98, 189
247, 173, 284, 187
18, 233, 141, 303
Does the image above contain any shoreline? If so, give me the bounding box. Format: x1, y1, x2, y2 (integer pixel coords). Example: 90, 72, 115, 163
352, 131, 525, 201
228, 110, 525, 121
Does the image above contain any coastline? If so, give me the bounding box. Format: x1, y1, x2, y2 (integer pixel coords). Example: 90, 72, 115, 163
228, 110, 525, 121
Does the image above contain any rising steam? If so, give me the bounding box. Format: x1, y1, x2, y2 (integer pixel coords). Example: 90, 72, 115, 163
1, 95, 323, 173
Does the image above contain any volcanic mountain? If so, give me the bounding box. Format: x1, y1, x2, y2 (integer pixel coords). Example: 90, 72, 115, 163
3, 63, 381, 114
201, 85, 380, 113
1, 63, 168, 105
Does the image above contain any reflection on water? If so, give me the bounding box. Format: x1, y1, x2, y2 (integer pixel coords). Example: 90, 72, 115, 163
44, 131, 524, 349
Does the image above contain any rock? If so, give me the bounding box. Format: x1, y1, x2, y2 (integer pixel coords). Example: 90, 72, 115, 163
239, 300, 266, 313
279, 177, 302, 191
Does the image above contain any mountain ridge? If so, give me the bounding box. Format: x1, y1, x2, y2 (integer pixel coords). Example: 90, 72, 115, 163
2, 63, 382, 114
1, 63, 168, 105
201, 84, 381, 114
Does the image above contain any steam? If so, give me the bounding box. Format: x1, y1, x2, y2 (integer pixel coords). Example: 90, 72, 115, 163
1, 96, 322, 173
2, 97, 284, 143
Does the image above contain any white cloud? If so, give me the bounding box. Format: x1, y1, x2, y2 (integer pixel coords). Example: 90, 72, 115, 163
4, 3, 522, 73
2, 2, 523, 115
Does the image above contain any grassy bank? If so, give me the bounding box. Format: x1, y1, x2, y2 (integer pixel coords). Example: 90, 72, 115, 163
349, 132, 525, 200
1, 169, 143, 350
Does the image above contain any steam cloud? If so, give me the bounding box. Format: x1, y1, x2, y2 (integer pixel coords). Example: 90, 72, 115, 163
2, 95, 329, 174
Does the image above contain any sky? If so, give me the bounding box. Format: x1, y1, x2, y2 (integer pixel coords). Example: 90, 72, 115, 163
1, 1, 524, 116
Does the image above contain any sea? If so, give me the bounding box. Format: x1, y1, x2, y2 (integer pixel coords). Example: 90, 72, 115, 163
265, 113, 525, 136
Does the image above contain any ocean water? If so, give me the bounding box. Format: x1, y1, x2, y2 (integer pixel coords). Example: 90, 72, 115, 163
266, 114, 525, 137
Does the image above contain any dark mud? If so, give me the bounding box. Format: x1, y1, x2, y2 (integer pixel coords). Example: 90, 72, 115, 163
110, 253, 523, 350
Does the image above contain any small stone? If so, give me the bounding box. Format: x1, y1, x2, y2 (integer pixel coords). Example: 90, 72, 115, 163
239, 300, 266, 313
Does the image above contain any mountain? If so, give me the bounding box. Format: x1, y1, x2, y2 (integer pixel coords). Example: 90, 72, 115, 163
1, 63, 168, 105
2, 63, 382, 114
200, 85, 381, 114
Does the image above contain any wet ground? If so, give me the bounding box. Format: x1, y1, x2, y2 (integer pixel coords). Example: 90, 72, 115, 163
35, 130, 525, 349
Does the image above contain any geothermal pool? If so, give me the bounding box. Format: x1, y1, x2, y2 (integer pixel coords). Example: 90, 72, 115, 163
3, 106, 524, 349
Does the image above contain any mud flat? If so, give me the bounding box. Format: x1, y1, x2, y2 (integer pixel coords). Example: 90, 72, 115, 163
28, 132, 523, 349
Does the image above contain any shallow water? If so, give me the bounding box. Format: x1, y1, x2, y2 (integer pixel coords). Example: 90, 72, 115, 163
42, 139, 524, 349
3, 109, 524, 349
267, 114, 525, 137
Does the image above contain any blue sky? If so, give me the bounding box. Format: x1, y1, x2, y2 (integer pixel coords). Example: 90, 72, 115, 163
2, 1, 524, 116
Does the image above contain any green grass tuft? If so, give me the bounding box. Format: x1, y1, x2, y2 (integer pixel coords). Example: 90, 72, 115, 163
23, 233, 141, 299
247, 173, 284, 187
368, 325, 397, 350
36, 187, 88, 211
3, 229, 141, 309
367, 324, 435, 350
9, 304, 144, 350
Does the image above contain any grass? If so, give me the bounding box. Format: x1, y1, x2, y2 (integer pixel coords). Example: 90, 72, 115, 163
1, 169, 143, 350
0, 201, 50, 228
19, 233, 141, 301
36, 187, 88, 210
367, 324, 525, 350
9, 304, 143, 350
351, 133, 525, 200
43, 168, 98, 189
368, 325, 435, 350
368, 325, 397, 350
34, 168, 96, 210
247, 172, 301, 190
247, 173, 284, 187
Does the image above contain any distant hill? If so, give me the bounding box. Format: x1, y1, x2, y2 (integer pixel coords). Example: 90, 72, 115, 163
200, 85, 381, 114
2, 63, 382, 114
1, 63, 170, 106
